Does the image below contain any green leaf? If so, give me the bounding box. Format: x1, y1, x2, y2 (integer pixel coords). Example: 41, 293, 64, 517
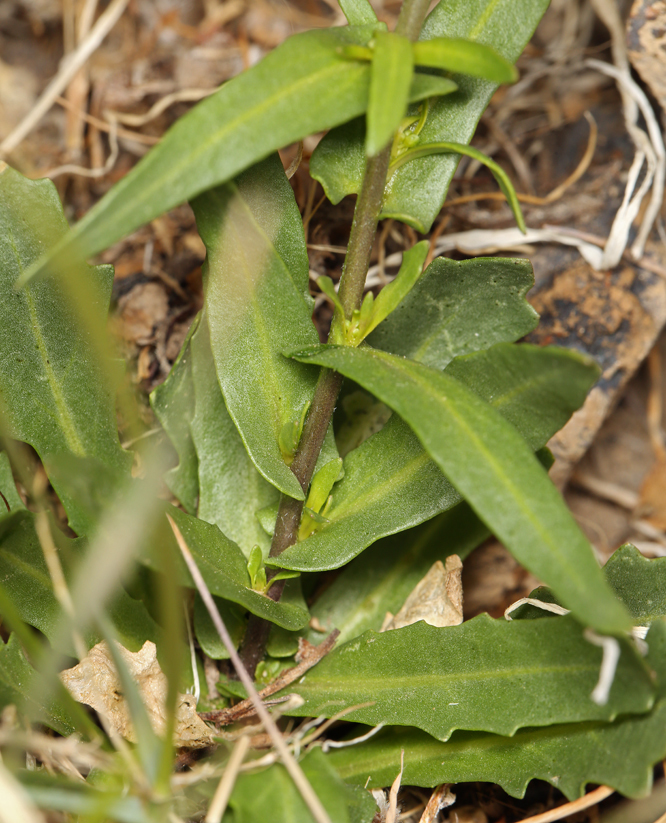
0, 166, 131, 534
194, 593, 245, 660
0, 633, 72, 735
275, 344, 599, 573
326, 620, 666, 800
41, 453, 128, 538
516, 544, 666, 626
0, 510, 160, 655
413, 38, 518, 83
338, 0, 378, 27
192, 154, 321, 500
367, 31, 414, 156
327, 704, 666, 802
286, 344, 629, 635
189, 314, 278, 554
388, 141, 526, 232
149, 318, 199, 514
358, 240, 428, 340
226, 749, 354, 823
310, 0, 549, 231
603, 544, 666, 624
0, 451, 25, 512
307, 503, 488, 644
408, 72, 458, 103
284, 615, 653, 739
368, 256, 538, 369
24, 26, 380, 285
145, 507, 309, 631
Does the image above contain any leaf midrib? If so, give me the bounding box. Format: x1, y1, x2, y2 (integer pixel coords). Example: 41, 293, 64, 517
9, 229, 85, 457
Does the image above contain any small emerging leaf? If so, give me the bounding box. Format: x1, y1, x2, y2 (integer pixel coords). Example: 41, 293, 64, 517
247, 545, 267, 591
361, 240, 428, 338
338, 0, 378, 26
367, 31, 414, 156
413, 37, 518, 84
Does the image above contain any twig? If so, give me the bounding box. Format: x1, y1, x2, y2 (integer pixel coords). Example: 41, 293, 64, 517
516, 785, 614, 823
0, 0, 131, 159
167, 514, 333, 823
201, 631, 339, 725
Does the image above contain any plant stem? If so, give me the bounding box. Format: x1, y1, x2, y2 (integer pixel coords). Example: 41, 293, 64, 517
238, 0, 431, 677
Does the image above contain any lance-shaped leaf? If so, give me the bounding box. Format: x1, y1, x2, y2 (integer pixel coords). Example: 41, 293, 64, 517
367, 31, 414, 156
149, 318, 199, 515
142, 507, 309, 631
192, 154, 320, 500
22, 26, 384, 285
283, 615, 653, 738
286, 344, 630, 634
0, 166, 131, 534
310, 0, 549, 231
413, 38, 518, 83
189, 314, 279, 554
0, 511, 160, 656
328, 619, 666, 800
368, 256, 538, 369
338, 0, 378, 26
275, 344, 599, 573
307, 503, 488, 644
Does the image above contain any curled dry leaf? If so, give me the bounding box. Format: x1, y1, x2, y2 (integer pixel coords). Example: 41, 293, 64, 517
381, 556, 463, 631
60, 641, 215, 748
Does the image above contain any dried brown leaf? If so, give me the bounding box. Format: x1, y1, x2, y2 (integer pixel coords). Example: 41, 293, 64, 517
60, 641, 214, 748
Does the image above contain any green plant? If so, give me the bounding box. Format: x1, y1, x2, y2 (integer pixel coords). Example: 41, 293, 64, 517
0, 0, 664, 820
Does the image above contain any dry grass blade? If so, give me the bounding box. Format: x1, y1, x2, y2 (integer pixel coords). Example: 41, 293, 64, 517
205, 734, 251, 823
517, 785, 614, 823
0, 0, 130, 159
386, 749, 405, 823
0, 760, 45, 823
166, 514, 333, 823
